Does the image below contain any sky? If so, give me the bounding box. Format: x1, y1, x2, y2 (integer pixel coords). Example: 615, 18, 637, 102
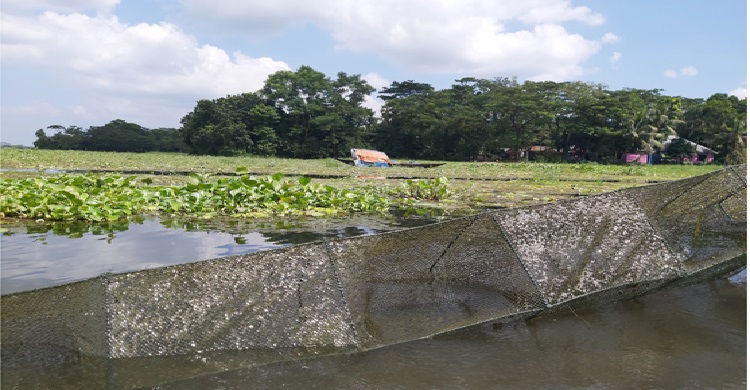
1, 0, 747, 146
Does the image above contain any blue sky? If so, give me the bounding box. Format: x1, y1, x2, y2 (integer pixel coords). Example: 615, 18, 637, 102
1, 0, 747, 146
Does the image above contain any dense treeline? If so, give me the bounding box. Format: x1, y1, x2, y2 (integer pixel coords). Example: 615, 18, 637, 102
180, 66, 375, 158
376, 77, 746, 164
34, 120, 188, 153
33, 65, 746, 164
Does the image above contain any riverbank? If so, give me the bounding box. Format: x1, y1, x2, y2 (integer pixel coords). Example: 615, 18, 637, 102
0, 149, 723, 213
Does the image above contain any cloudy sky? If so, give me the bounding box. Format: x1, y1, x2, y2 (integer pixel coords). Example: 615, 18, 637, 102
1, 0, 747, 146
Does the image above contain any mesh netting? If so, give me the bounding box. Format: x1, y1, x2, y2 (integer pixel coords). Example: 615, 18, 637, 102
1, 164, 746, 389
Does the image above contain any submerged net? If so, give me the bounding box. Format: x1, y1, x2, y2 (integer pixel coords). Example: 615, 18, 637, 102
2, 165, 746, 389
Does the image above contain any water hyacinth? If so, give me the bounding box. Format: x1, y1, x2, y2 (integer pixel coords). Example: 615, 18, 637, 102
0, 169, 390, 222
393, 177, 450, 201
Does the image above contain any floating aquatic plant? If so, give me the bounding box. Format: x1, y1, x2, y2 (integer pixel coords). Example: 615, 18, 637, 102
0, 169, 390, 222
393, 177, 450, 201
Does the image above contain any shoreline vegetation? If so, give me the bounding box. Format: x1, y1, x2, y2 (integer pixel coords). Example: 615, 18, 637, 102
0, 149, 723, 224
28, 69, 747, 167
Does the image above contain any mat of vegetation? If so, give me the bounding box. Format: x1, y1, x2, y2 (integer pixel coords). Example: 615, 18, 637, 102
1, 149, 726, 223
0, 162, 460, 221
1, 149, 720, 182
0, 172, 395, 222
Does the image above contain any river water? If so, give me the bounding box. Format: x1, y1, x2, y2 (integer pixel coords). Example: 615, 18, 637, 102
1, 216, 746, 389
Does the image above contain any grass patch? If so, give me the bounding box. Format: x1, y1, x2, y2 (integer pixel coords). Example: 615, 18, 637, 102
0, 149, 726, 218
1, 149, 720, 182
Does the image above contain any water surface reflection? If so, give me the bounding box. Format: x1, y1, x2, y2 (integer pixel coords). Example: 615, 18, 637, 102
151, 278, 746, 390
0, 213, 745, 389
1, 213, 439, 294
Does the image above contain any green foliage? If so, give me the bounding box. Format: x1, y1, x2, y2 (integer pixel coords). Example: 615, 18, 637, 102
663, 137, 697, 160
0, 172, 390, 222
2, 149, 721, 183
180, 66, 376, 158
0, 174, 145, 221
31, 65, 744, 164
34, 125, 86, 150
261, 67, 376, 158
393, 177, 450, 201
373, 79, 744, 165
33, 121, 188, 153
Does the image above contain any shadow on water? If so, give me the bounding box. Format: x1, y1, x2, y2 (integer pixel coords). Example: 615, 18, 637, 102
0, 206, 745, 389
148, 279, 745, 390
1, 277, 745, 390
0, 208, 446, 294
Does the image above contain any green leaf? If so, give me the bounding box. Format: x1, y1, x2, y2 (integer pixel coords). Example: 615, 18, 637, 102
169, 201, 182, 211
187, 173, 201, 185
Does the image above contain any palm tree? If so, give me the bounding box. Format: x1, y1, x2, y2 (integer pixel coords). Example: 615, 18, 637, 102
628, 102, 681, 154
714, 116, 747, 164
701, 94, 747, 164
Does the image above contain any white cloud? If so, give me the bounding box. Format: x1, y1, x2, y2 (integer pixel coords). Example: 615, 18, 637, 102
362, 72, 391, 92
3, 101, 63, 116
362, 95, 384, 118
1, 11, 290, 144
680, 66, 698, 77
729, 81, 747, 99
664, 66, 697, 79
601, 32, 620, 43
1, 0, 119, 14
1, 12, 289, 97
181, 0, 606, 81
361, 72, 390, 117
514, 0, 604, 25
610, 51, 622, 64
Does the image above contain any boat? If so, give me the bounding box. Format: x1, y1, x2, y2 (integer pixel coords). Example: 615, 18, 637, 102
338, 149, 446, 168
391, 161, 446, 168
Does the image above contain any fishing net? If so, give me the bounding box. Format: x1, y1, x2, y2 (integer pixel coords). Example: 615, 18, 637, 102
2, 164, 746, 389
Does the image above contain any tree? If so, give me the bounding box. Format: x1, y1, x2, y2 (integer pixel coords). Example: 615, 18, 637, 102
374, 81, 437, 158
180, 99, 249, 155
437, 80, 489, 160
663, 137, 697, 161
33, 125, 86, 150
179, 65, 375, 157
701, 94, 746, 164
247, 103, 280, 156
626, 102, 676, 154
483, 78, 546, 161
33, 129, 53, 149
260, 66, 331, 158
86, 120, 151, 152
149, 128, 190, 152
565, 86, 632, 162
173, 68, 744, 163
315, 72, 376, 158
34, 122, 186, 152
677, 97, 709, 144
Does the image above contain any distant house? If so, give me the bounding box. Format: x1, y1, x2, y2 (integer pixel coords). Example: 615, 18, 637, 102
622, 153, 650, 164
661, 135, 716, 164
622, 136, 716, 164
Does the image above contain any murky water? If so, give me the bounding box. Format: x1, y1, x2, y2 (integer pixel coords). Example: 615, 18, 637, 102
0, 213, 438, 294
157, 280, 746, 390
0, 216, 746, 389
